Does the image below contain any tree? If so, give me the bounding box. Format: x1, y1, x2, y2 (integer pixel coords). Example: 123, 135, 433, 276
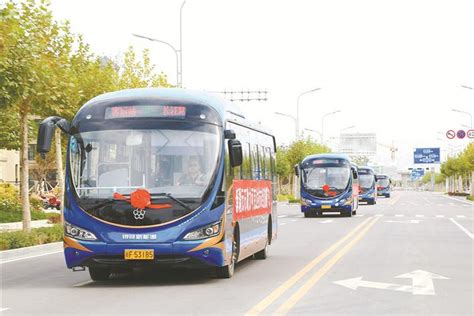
351, 155, 370, 166
117, 46, 172, 89
286, 137, 331, 169
0, 0, 85, 231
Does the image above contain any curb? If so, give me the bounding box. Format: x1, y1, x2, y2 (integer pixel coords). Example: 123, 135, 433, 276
0, 241, 62, 264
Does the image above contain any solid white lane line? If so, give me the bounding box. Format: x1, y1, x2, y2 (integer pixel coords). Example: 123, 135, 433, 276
435, 215, 445, 218
355, 214, 364, 217
0, 308, 10, 312
73, 280, 94, 287
395, 214, 404, 217
280, 223, 287, 226
291, 219, 297, 222
374, 214, 384, 217
278, 215, 288, 218
441, 195, 474, 206
415, 215, 424, 218
456, 215, 466, 218
0, 250, 63, 265
449, 218, 474, 239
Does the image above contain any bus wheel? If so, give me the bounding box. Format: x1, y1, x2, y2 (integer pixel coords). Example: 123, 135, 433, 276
89, 267, 111, 281
216, 228, 239, 278
343, 210, 352, 217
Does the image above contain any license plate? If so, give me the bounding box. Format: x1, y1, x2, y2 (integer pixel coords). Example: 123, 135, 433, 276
321, 205, 331, 209
124, 249, 154, 260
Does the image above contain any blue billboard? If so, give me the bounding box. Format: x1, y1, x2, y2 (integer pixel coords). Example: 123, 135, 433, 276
414, 148, 440, 164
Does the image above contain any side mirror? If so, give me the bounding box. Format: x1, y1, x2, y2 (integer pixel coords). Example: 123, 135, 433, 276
228, 139, 242, 167
294, 164, 300, 177
351, 168, 358, 179
37, 116, 70, 158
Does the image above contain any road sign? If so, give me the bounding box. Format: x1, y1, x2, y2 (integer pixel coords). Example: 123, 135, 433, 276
334, 270, 449, 296
457, 130, 466, 139
468, 130, 474, 139
414, 148, 440, 164
410, 168, 424, 180
446, 130, 455, 139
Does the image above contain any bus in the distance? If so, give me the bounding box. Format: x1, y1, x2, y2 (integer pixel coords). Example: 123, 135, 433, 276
296, 154, 359, 217
37, 88, 277, 280
376, 174, 391, 198
357, 166, 377, 205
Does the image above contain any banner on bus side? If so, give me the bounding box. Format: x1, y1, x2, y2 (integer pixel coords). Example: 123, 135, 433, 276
232, 180, 272, 221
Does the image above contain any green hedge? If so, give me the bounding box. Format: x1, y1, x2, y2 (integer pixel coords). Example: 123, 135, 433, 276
0, 225, 63, 250
0, 209, 59, 223
467, 195, 474, 201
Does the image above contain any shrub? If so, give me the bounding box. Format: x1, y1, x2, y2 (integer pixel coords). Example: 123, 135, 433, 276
0, 225, 63, 250
467, 195, 474, 201
288, 197, 301, 204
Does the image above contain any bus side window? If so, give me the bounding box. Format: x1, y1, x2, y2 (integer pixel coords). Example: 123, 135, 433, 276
241, 142, 251, 180
260, 145, 266, 180
264, 147, 272, 180
251, 144, 260, 180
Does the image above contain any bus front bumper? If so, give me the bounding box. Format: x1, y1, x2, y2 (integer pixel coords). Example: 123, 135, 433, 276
64, 237, 226, 269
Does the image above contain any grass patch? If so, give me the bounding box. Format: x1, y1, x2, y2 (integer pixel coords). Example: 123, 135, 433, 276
0, 225, 63, 250
467, 195, 474, 201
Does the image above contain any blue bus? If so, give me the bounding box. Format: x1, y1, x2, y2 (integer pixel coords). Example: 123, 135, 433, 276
296, 154, 359, 217
37, 88, 277, 280
376, 174, 391, 198
357, 167, 377, 205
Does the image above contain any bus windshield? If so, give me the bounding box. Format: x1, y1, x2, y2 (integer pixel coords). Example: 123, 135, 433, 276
70, 124, 220, 199
68, 122, 221, 226
377, 178, 390, 187
301, 159, 350, 198
359, 170, 375, 189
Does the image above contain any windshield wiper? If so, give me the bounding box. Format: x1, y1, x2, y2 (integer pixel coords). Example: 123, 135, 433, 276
150, 193, 193, 212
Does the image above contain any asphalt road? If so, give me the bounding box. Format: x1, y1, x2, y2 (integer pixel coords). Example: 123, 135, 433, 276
1, 191, 473, 315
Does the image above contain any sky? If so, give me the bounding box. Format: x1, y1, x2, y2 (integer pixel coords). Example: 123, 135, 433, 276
48, 0, 474, 171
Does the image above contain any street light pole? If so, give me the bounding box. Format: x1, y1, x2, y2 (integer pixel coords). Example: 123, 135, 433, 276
132, 0, 186, 88
340, 125, 356, 133
275, 112, 298, 141
452, 108, 473, 129
321, 110, 341, 145
132, 34, 180, 86
303, 128, 322, 143
179, 0, 186, 87
296, 88, 321, 138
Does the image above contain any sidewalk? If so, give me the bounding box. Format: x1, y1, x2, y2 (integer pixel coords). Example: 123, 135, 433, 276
0, 219, 53, 232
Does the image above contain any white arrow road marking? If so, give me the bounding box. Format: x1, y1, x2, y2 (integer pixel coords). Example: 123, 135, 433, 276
334, 277, 412, 293
395, 270, 449, 295
318, 220, 333, 224
334, 270, 449, 296
385, 219, 420, 224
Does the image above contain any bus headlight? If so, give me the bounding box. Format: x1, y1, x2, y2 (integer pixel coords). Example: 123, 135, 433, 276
301, 198, 312, 206
341, 197, 353, 205
65, 222, 97, 241
183, 221, 222, 240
